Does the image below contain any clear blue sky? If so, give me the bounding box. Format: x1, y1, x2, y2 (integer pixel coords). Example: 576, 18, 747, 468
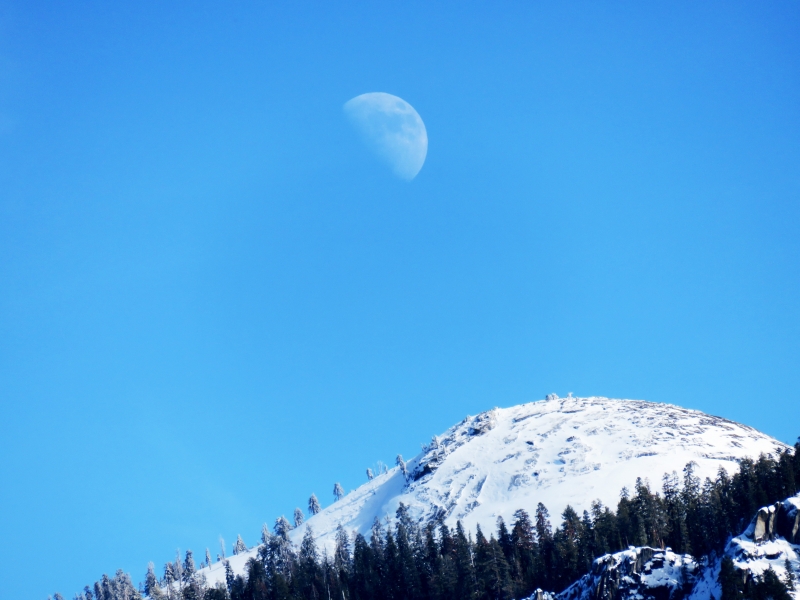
1, 2, 798, 598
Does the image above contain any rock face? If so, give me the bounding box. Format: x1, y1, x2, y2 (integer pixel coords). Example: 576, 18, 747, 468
751, 498, 800, 544
558, 547, 699, 600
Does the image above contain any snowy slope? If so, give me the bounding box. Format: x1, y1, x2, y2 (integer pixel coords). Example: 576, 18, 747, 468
198, 396, 787, 585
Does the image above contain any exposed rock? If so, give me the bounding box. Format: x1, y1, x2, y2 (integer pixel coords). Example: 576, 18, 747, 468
749, 497, 800, 544
558, 547, 699, 600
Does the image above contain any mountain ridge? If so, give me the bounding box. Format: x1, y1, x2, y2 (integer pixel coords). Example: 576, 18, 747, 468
200, 395, 787, 586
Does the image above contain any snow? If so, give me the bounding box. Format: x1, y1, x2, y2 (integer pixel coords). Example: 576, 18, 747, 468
558, 547, 701, 600
196, 396, 788, 586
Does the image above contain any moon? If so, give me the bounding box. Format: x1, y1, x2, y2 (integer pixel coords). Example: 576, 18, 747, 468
343, 92, 428, 180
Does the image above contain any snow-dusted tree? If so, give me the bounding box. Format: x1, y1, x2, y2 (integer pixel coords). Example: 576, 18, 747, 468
366, 468, 374, 481
333, 482, 344, 501
266, 518, 296, 575
233, 534, 248, 555
205, 548, 212, 568
224, 561, 235, 593
144, 562, 166, 599
261, 522, 271, 544
275, 515, 293, 538
54, 594, 65, 600
298, 525, 319, 566
163, 562, 175, 599
173, 552, 184, 593
219, 536, 226, 560
333, 524, 350, 573
97, 569, 141, 600
183, 550, 195, 582
308, 493, 321, 515
294, 507, 304, 527
396, 454, 408, 479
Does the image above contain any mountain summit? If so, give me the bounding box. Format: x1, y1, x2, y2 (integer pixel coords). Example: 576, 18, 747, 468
205, 396, 786, 584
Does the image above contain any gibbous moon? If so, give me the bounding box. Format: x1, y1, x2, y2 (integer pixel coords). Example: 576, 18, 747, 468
344, 92, 428, 180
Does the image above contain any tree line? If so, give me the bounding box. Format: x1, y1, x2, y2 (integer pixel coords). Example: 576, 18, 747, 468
60, 440, 800, 600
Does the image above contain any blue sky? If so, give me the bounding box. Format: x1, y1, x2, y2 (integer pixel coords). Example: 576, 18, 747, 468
1, 2, 799, 597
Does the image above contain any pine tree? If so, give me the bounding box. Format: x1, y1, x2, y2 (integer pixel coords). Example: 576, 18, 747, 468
224, 561, 235, 594
183, 550, 196, 582
163, 563, 175, 600
719, 556, 742, 600
396, 454, 408, 480
309, 493, 321, 515
144, 562, 165, 599
334, 524, 352, 585
511, 509, 537, 596
294, 507, 305, 527
205, 548, 212, 568
367, 467, 374, 481
786, 558, 796, 591
333, 482, 345, 501
757, 567, 792, 600
173, 552, 184, 593
261, 522, 271, 545
233, 534, 248, 555
454, 520, 477, 600
219, 536, 226, 560
275, 515, 293, 538
534, 503, 554, 590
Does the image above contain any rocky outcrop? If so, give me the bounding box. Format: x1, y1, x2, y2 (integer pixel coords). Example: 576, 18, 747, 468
410, 410, 498, 482
558, 547, 699, 600
750, 497, 800, 544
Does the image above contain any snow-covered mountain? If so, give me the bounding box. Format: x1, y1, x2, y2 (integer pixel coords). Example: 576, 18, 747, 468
200, 395, 787, 585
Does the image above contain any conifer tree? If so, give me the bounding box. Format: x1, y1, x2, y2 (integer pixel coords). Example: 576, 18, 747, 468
453, 520, 477, 600
219, 536, 226, 560
261, 522, 271, 545
275, 515, 293, 538
334, 482, 345, 501
144, 562, 165, 599
294, 507, 305, 527
173, 552, 184, 594
224, 561, 235, 594
511, 509, 537, 595
757, 567, 792, 600
534, 503, 554, 589
163, 563, 175, 600
786, 558, 796, 591
205, 548, 212, 568
309, 493, 321, 515
367, 467, 374, 481
233, 534, 248, 555
396, 454, 408, 480
183, 550, 196, 582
